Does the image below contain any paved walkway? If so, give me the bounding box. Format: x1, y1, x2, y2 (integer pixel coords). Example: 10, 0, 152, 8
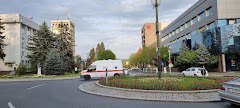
79, 81, 221, 102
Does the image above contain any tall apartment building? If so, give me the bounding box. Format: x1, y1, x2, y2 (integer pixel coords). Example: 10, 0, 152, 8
141, 22, 170, 47
0, 14, 39, 72
51, 20, 75, 55
161, 0, 240, 72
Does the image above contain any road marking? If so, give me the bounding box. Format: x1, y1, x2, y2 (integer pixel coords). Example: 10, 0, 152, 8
8, 102, 15, 108
27, 84, 47, 90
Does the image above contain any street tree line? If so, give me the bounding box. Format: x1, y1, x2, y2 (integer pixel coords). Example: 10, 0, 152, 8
129, 43, 218, 71
86, 42, 116, 67
129, 46, 170, 69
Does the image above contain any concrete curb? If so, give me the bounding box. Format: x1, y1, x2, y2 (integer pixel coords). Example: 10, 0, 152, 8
0, 77, 79, 82
79, 81, 221, 102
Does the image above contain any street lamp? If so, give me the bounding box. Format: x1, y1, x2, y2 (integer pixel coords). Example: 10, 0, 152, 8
151, 0, 163, 79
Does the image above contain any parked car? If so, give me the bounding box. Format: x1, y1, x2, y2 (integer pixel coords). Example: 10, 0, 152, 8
182, 67, 208, 77
219, 77, 240, 106
80, 60, 124, 80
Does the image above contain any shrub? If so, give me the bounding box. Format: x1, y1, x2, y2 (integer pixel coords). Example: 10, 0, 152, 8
16, 64, 27, 76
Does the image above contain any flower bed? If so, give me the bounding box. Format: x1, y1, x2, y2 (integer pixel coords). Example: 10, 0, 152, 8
99, 76, 235, 91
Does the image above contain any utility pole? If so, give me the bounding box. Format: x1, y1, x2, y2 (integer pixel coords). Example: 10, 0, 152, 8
152, 0, 162, 79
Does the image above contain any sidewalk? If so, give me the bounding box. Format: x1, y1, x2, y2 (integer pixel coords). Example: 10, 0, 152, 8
0, 76, 79, 82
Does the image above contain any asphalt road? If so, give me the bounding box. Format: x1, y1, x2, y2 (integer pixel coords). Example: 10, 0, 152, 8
0, 79, 236, 108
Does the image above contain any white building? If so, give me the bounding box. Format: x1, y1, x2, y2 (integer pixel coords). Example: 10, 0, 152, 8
0, 13, 39, 72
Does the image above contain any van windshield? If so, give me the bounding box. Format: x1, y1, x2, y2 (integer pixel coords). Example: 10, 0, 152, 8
87, 65, 96, 72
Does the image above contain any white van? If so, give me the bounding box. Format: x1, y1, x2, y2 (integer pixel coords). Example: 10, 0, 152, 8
80, 60, 123, 80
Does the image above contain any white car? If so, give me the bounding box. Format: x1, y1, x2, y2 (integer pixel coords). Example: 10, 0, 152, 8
182, 67, 208, 77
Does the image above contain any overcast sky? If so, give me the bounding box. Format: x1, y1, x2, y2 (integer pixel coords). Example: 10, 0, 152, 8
0, 0, 198, 59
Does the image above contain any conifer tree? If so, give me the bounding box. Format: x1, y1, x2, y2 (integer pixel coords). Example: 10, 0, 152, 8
27, 22, 55, 73
43, 50, 64, 75
0, 17, 6, 60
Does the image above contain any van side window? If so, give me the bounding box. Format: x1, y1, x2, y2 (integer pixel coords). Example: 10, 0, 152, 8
87, 65, 96, 72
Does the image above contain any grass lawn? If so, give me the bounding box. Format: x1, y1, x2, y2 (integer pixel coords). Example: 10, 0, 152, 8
0, 73, 80, 79
99, 76, 235, 91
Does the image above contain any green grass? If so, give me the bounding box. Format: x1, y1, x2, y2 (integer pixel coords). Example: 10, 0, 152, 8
0, 73, 80, 79
99, 76, 235, 91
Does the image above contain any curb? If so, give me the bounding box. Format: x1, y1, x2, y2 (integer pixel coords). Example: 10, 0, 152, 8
79, 81, 221, 102
0, 77, 79, 82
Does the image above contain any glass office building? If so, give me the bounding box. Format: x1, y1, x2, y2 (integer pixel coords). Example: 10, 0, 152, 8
161, 0, 240, 72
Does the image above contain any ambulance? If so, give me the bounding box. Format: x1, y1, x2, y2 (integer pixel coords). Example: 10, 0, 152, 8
80, 60, 124, 80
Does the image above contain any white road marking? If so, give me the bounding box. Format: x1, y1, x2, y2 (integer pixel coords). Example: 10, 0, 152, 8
8, 102, 15, 108
27, 84, 47, 90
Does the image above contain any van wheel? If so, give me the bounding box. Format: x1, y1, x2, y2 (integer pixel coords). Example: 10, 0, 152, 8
194, 74, 197, 77
84, 75, 91, 80
114, 74, 120, 77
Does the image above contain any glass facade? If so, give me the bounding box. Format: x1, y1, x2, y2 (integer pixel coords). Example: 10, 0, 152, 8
218, 20, 228, 27
169, 23, 240, 71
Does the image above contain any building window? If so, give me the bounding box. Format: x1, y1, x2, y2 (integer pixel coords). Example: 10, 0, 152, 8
191, 17, 197, 25
176, 28, 179, 34
218, 20, 227, 27
207, 22, 215, 30
199, 26, 206, 33
198, 12, 205, 21
228, 19, 236, 25
180, 25, 184, 31
206, 7, 213, 17
236, 19, 240, 23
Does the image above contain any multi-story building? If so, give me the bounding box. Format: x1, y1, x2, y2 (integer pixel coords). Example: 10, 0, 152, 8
161, 0, 240, 72
51, 20, 75, 55
0, 13, 39, 72
141, 22, 169, 47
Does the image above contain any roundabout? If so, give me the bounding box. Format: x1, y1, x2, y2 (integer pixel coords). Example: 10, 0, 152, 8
79, 81, 219, 102
79, 76, 235, 102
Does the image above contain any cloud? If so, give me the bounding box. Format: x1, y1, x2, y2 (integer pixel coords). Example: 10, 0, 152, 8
0, 0, 198, 59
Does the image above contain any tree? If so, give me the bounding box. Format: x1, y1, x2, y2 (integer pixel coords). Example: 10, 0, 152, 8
175, 45, 198, 70
43, 50, 64, 75
159, 46, 170, 64
129, 54, 138, 67
75, 55, 82, 68
87, 48, 96, 66
97, 50, 116, 60
100, 42, 105, 51
195, 43, 210, 65
96, 43, 101, 56
128, 47, 156, 67
27, 22, 55, 73
16, 64, 27, 76
56, 22, 74, 73
0, 17, 6, 60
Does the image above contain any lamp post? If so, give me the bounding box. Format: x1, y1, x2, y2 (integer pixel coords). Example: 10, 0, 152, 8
168, 48, 171, 74
152, 0, 162, 79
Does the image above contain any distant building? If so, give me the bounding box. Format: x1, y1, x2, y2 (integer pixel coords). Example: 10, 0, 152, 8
0, 13, 39, 72
51, 20, 75, 55
161, 0, 240, 72
141, 22, 170, 48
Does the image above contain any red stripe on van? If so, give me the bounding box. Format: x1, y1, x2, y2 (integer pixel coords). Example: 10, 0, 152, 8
81, 70, 123, 74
